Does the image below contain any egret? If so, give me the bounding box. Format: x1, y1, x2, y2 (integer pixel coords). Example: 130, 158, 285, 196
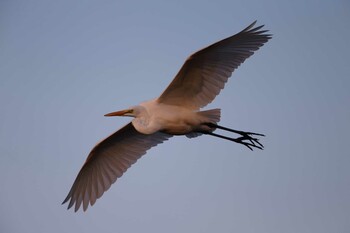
63, 21, 271, 211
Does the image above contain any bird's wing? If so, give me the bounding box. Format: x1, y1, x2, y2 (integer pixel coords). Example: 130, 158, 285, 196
157, 21, 271, 110
62, 122, 171, 212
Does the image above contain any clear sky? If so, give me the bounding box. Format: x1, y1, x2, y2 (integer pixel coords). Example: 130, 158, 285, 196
1, 0, 349, 232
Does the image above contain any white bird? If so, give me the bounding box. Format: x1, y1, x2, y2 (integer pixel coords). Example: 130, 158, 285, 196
63, 21, 271, 212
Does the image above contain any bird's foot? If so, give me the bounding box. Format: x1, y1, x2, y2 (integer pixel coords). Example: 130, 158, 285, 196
232, 132, 264, 151
203, 123, 265, 151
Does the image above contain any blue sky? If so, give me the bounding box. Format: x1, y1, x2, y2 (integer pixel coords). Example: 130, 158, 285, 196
1, 0, 349, 232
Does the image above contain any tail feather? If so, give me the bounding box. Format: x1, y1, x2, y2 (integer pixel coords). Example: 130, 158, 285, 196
186, 108, 221, 139
197, 108, 221, 123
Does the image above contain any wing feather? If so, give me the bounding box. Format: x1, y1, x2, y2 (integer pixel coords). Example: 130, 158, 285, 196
158, 21, 271, 109
62, 122, 171, 211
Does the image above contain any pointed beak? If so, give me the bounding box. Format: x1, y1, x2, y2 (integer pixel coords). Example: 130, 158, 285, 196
104, 109, 133, 117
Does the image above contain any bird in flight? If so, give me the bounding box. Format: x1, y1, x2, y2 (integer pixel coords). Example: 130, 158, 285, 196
63, 21, 271, 212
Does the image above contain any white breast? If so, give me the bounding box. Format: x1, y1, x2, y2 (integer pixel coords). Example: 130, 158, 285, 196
132, 99, 200, 135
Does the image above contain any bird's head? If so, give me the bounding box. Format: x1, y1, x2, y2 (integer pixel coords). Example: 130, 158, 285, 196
104, 105, 144, 118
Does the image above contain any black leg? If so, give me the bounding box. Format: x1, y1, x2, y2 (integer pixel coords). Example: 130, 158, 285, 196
205, 122, 265, 136
202, 123, 265, 150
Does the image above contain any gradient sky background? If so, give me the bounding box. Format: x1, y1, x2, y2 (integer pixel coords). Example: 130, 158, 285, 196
1, 1, 349, 233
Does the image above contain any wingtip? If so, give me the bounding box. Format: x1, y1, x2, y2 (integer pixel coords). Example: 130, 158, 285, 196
61, 196, 69, 205
244, 20, 257, 31
241, 20, 267, 34
62, 197, 75, 211
240, 21, 273, 41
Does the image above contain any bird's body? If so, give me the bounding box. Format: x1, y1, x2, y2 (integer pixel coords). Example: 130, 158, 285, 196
63, 21, 272, 212
130, 99, 219, 135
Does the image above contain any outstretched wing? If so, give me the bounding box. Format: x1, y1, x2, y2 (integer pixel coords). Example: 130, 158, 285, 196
62, 122, 171, 212
157, 21, 271, 110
